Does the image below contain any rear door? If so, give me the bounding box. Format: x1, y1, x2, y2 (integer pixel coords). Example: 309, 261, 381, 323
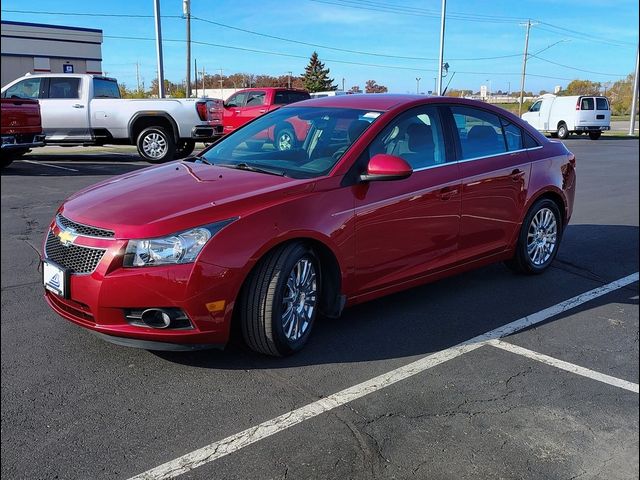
594, 97, 611, 127
576, 97, 597, 127
38, 76, 91, 141
449, 105, 532, 262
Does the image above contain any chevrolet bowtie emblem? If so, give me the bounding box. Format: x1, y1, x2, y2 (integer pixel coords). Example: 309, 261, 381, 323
58, 230, 77, 246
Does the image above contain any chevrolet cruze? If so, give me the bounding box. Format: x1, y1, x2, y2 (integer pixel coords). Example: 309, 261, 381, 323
42, 95, 576, 356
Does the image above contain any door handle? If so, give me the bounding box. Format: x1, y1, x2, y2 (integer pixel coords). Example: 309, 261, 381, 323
438, 186, 458, 200
72, 104, 84, 109
510, 168, 525, 181
259, 109, 267, 113
234, 110, 241, 114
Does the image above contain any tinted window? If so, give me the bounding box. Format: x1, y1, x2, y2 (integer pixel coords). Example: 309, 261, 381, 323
93, 78, 120, 98
596, 97, 609, 110
226, 92, 247, 107
48, 78, 80, 99
369, 105, 447, 169
501, 120, 523, 151
274, 91, 310, 105
529, 101, 542, 112
3, 78, 43, 99
245, 91, 265, 106
581, 98, 594, 110
523, 132, 539, 149
451, 106, 507, 159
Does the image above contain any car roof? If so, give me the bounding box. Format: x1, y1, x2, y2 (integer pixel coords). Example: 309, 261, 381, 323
290, 93, 426, 111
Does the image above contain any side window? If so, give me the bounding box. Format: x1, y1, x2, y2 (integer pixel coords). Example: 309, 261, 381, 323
245, 91, 266, 106
48, 77, 81, 99
596, 98, 609, 110
3, 78, 43, 99
451, 106, 507, 159
289, 92, 310, 103
501, 120, 523, 151
226, 92, 247, 108
529, 101, 542, 112
274, 91, 287, 104
523, 132, 539, 149
581, 97, 594, 110
369, 106, 447, 169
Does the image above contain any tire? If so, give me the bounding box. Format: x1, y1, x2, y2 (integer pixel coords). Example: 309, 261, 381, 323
557, 123, 569, 140
274, 126, 297, 151
505, 198, 563, 275
136, 126, 176, 163
240, 242, 320, 356
173, 139, 196, 159
588, 131, 602, 140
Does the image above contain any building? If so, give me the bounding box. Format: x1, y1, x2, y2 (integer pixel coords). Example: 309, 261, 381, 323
1, 20, 103, 87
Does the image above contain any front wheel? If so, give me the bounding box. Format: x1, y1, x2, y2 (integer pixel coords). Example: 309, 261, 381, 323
240, 242, 320, 356
136, 127, 176, 163
557, 123, 569, 140
589, 131, 602, 140
506, 198, 562, 275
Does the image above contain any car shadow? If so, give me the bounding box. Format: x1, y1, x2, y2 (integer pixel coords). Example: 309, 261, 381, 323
1, 153, 151, 177
152, 223, 639, 370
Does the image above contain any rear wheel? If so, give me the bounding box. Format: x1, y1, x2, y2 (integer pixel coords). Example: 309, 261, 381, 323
173, 139, 196, 159
506, 198, 562, 275
240, 242, 320, 356
136, 126, 176, 163
588, 131, 602, 140
557, 123, 569, 140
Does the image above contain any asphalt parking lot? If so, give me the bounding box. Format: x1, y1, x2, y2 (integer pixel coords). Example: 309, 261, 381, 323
1, 138, 638, 479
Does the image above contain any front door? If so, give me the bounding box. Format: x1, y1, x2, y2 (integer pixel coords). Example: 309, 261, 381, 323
222, 91, 248, 134
522, 99, 542, 130
38, 77, 91, 141
353, 105, 461, 295
448, 105, 531, 262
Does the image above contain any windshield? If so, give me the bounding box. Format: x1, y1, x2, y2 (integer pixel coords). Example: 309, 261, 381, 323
201, 107, 381, 178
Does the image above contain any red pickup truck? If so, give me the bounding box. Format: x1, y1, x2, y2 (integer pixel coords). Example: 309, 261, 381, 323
221, 88, 310, 150
1, 97, 45, 167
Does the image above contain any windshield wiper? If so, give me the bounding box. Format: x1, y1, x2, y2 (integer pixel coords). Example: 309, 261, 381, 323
217, 162, 285, 176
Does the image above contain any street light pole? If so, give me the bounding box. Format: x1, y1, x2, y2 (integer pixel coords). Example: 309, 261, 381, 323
436, 0, 446, 95
629, 45, 639, 136
416, 77, 421, 94
184, 0, 191, 98
153, 0, 165, 98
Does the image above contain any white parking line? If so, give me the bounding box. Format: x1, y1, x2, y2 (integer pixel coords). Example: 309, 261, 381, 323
20, 160, 79, 172
128, 272, 638, 480
488, 339, 639, 393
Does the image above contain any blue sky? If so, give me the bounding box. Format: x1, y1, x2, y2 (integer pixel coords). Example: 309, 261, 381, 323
1, 0, 638, 94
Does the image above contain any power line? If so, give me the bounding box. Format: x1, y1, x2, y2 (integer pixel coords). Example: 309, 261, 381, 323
529, 54, 628, 77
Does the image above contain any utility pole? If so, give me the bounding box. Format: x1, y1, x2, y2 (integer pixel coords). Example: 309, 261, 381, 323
342, 77, 345, 92
433, 77, 437, 94
629, 45, 639, 136
288, 71, 292, 89
135, 61, 141, 93
518, 19, 533, 115
153, 0, 165, 98
194, 58, 198, 97
416, 77, 421, 94
219, 67, 224, 99
436, 0, 446, 95
184, 0, 191, 98
202, 65, 205, 95
508, 81, 511, 96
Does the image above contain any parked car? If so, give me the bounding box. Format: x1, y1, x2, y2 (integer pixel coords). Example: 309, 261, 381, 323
42, 95, 575, 356
222, 87, 310, 148
521, 93, 611, 140
1, 97, 45, 167
1, 73, 223, 163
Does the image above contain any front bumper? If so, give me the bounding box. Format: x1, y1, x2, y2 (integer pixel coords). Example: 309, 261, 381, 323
1, 133, 46, 150
42, 221, 238, 348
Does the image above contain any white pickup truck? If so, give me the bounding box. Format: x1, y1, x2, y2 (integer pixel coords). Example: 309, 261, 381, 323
1, 73, 223, 162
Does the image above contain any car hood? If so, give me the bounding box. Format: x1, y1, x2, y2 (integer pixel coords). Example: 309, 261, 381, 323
61, 161, 311, 238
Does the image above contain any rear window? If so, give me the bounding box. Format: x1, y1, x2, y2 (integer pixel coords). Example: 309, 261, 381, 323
93, 78, 121, 98
596, 98, 609, 110
580, 98, 594, 110
48, 78, 81, 99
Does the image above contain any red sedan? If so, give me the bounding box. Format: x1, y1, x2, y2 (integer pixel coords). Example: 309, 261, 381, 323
42, 95, 576, 356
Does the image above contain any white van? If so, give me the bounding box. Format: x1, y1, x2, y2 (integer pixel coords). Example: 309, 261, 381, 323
521, 94, 610, 140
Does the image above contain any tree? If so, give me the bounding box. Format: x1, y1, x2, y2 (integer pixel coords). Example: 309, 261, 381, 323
560, 79, 601, 96
365, 80, 388, 94
302, 52, 336, 92
606, 73, 635, 116
349, 85, 362, 94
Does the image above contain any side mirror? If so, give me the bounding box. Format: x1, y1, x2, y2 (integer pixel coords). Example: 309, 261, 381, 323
359, 154, 413, 182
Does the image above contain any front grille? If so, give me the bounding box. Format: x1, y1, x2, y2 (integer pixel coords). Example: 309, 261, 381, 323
45, 232, 106, 274
57, 214, 115, 238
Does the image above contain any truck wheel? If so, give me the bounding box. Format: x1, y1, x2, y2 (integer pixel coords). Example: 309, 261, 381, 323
239, 242, 320, 356
275, 126, 297, 151
588, 131, 602, 140
174, 139, 196, 159
557, 123, 569, 140
136, 127, 176, 163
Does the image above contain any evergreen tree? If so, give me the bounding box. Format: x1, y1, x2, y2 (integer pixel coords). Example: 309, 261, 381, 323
302, 52, 336, 92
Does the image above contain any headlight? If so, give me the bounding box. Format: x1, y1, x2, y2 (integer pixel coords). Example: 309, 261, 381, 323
123, 219, 235, 267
